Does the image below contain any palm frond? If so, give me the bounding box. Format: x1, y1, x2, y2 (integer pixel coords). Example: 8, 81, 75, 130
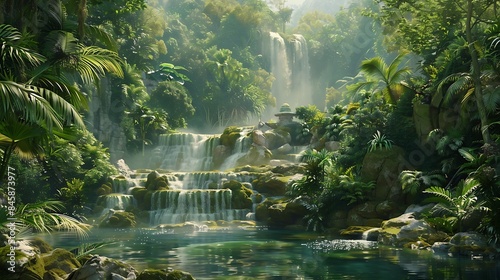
0, 80, 62, 130
360, 56, 387, 81
76, 46, 124, 84
31, 86, 84, 128
0, 24, 44, 70
16, 201, 89, 238
84, 25, 118, 52
423, 186, 453, 203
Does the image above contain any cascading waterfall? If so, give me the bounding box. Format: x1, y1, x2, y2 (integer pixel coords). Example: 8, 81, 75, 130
145, 132, 258, 226
149, 189, 248, 225
153, 133, 220, 171
219, 128, 253, 171
266, 32, 312, 111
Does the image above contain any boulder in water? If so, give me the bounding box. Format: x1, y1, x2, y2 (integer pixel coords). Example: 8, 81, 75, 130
67, 255, 137, 280
99, 210, 137, 228
223, 180, 253, 209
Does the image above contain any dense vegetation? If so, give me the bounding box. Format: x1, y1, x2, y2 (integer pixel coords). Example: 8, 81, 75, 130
1, 0, 500, 246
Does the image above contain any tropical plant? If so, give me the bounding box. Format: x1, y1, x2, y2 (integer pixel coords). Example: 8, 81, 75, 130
146, 63, 191, 84
348, 53, 412, 104
324, 165, 376, 206
367, 130, 393, 152
0, 201, 89, 238
399, 170, 446, 195
57, 178, 86, 216
423, 178, 490, 232
289, 149, 334, 198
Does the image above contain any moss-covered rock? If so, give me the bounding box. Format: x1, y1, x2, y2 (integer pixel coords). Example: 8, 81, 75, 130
220, 126, 242, 149
97, 183, 112, 196
252, 172, 289, 196
339, 226, 374, 239
448, 232, 497, 257
138, 268, 168, 280
67, 255, 137, 280
99, 211, 137, 228
41, 248, 80, 278
223, 180, 253, 209
145, 171, 170, 191
264, 129, 290, 150
256, 198, 307, 229
360, 146, 408, 203
131, 187, 148, 210
143, 191, 154, 210
237, 145, 272, 166
166, 269, 195, 280
29, 238, 53, 254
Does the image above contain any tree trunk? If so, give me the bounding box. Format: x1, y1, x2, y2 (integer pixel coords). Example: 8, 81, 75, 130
466, 0, 491, 144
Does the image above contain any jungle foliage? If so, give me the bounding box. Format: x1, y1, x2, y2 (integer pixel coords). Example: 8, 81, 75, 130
1, 0, 500, 243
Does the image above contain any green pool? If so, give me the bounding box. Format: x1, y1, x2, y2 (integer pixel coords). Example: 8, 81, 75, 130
40, 228, 500, 279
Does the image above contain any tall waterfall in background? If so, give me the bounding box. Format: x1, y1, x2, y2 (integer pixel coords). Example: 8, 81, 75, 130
290, 34, 312, 108
269, 32, 291, 109
266, 32, 312, 114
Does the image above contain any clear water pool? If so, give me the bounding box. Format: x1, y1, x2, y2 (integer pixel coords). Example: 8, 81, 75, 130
40, 227, 500, 279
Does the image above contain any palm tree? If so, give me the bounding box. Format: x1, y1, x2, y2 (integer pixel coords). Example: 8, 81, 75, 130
349, 52, 412, 104
0, 23, 123, 179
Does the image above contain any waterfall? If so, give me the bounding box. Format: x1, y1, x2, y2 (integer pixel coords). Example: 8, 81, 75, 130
266, 32, 312, 111
149, 189, 249, 225
290, 34, 312, 107
154, 133, 220, 171
269, 32, 291, 108
219, 128, 253, 171
98, 193, 137, 215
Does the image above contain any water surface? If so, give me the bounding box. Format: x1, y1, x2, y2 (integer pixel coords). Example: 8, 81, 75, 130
41, 228, 500, 279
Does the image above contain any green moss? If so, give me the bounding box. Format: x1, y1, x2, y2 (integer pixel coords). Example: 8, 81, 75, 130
166, 270, 194, 280
97, 184, 112, 196
131, 187, 148, 210
29, 238, 53, 254
137, 269, 168, 280
100, 211, 137, 228
144, 191, 154, 210
339, 226, 373, 238
42, 248, 80, 276
220, 126, 242, 149
223, 180, 253, 209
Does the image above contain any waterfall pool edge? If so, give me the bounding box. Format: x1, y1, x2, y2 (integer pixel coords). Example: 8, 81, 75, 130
38, 227, 500, 280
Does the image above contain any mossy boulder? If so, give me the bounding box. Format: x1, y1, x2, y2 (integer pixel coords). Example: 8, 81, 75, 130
264, 129, 291, 150
252, 172, 289, 196
378, 212, 416, 245
0, 244, 79, 280
223, 180, 253, 209
256, 198, 307, 229
271, 163, 306, 176
361, 146, 408, 202
97, 183, 112, 196
41, 248, 80, 278
238, 145, 272, 166
138, 268, 168, 280
146, 171, 170, 191
220, 126, 242, 149
166, 269, 195, 280
99, 211, 137, 228
29, 238, 53, 254
447, 232, 497, 258
67, 255, 138, 280
131, 187, 148, 210
339, 226, 375, 239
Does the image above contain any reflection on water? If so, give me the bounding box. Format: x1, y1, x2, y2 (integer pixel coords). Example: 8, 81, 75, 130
39, 228, 500, 279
